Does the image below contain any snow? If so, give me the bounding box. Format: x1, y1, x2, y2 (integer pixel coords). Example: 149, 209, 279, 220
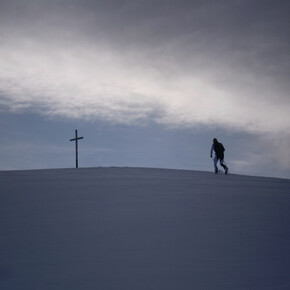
0, 167, 290, 289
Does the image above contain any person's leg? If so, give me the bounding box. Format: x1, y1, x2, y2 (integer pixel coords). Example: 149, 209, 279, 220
220, 159, 228, 174
214, 156, 218, 173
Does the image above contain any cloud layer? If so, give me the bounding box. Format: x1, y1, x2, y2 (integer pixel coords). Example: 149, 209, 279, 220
1, 0, 289, 134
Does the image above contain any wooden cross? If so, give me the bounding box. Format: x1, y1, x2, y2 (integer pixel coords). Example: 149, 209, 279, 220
70, 129, 84, 168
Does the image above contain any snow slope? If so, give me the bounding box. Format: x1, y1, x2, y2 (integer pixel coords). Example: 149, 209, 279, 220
0, 167, 289, 290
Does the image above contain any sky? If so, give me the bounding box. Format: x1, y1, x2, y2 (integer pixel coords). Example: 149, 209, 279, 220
0, 0, 289, 178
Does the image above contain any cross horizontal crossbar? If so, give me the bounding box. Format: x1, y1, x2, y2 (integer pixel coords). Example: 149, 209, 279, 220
70, 136, 84, 141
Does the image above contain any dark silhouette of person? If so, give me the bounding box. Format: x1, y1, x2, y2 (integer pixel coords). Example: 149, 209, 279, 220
210, 138, 229, 174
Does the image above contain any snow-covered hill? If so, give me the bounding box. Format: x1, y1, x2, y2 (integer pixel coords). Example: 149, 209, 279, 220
1, 167, 289, 290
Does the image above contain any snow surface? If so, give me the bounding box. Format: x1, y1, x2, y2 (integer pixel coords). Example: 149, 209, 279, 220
0, 167, 290, 290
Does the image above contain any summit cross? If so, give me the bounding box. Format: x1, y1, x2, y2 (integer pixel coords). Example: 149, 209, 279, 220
70, 129, 84, 168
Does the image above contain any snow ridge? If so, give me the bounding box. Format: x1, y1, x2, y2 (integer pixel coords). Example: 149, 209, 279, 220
1, 167, 289, 290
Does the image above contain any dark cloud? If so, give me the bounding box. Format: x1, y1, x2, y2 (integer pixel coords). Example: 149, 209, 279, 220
74, 0, 290, 83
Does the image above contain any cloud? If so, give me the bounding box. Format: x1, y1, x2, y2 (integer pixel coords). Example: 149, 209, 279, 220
230, 133, 290, 178
1, 0, 289, 134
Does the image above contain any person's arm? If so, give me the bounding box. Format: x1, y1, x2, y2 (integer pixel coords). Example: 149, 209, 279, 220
210, 144, 214, 158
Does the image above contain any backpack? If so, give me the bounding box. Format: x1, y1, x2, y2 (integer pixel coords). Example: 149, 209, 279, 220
214, 142, 225, 156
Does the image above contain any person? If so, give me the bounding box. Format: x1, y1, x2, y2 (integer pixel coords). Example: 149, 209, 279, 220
210, 138, 229, 174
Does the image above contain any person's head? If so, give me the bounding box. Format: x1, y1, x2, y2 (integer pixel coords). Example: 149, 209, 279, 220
213, 138, 218, 144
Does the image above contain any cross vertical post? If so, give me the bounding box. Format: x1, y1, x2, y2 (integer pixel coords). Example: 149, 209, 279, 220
70, 129, 84, 168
